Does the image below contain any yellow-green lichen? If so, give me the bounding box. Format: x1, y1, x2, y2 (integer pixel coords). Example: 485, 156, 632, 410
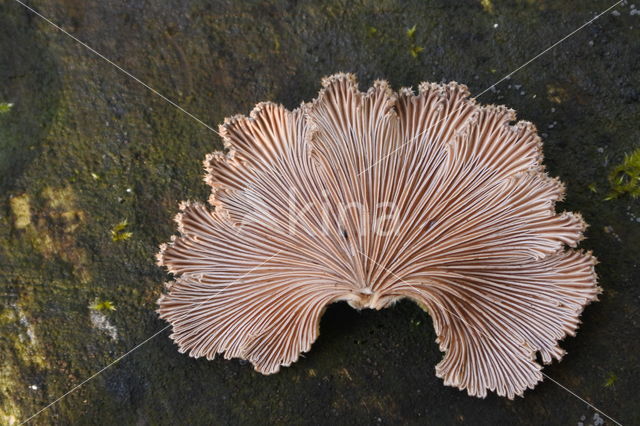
546, 84, 569, 104
12, 187, 91, 283
9, 194, 31, 229
42, 186, 76, 211
480, 0, 494, 14
0, 301, 48, 425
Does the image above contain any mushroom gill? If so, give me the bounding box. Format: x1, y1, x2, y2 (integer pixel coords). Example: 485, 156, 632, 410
157, 73, 600, 399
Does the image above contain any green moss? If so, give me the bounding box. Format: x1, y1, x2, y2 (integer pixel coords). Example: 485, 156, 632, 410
406, 24, 417, 39
405, 24, 424, 59
111, 220, 133, 242
0, 102, 13, 113
409, 45, 425, 59
90, 299, 117, 312
603, 372, 618, 388
606, 148, 640, 199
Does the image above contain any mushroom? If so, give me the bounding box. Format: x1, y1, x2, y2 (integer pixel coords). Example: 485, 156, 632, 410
157, 73, 600, 398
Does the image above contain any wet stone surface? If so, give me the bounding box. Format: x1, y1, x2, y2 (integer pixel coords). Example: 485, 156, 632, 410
1, 0, 639, 424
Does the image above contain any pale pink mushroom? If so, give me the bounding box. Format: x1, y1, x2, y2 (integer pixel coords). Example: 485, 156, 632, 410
157, 73, 600, 399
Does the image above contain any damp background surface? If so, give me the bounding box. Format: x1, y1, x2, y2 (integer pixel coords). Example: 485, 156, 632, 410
1, 0, 639, 424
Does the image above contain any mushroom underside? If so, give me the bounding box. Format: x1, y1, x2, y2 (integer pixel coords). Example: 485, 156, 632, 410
157, 73, 600, 399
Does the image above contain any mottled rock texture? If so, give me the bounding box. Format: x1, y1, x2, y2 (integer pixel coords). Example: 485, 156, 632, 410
1, 0, 638, 424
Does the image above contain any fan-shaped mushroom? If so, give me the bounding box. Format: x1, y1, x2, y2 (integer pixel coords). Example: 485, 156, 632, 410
157, 73, 600, 398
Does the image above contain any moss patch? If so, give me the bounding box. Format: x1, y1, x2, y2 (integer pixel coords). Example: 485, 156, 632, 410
606, 148, 640, 199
